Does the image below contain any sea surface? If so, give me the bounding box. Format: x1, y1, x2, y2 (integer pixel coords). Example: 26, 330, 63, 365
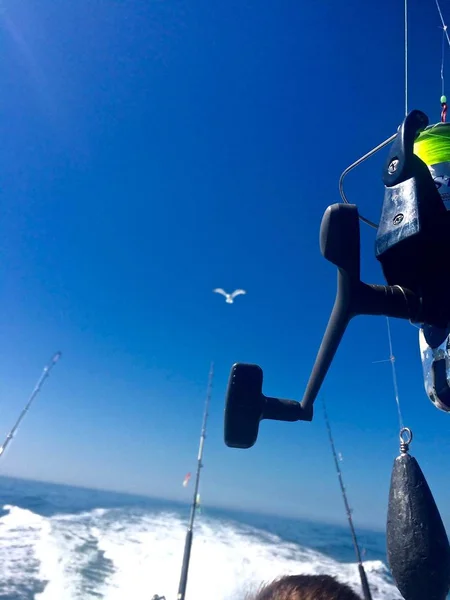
0, 475, 402, 599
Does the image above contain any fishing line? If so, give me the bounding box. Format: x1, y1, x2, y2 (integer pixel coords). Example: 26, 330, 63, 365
435, 0, 450, 48
374, 319, 406, 436
386, 317, 404, 432
436, 0, 450, 119
405, 0, 409, 115
442, 26, 446, 97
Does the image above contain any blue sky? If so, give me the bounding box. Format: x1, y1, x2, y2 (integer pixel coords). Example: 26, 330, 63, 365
1, 0, 450, 530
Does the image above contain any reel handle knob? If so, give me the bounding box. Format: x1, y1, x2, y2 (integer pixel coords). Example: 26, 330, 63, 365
224, 363, 305, 449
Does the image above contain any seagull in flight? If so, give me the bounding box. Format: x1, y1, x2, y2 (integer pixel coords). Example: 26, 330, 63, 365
213, 288, 247, 304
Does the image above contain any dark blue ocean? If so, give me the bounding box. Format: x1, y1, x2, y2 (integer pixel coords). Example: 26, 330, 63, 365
0, 475, 400, 599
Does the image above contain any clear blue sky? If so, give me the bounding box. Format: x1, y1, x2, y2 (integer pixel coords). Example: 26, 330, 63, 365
1, 0, 450, 530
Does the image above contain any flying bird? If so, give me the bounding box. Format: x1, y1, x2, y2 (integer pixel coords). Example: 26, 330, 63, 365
213, 288, 247, 304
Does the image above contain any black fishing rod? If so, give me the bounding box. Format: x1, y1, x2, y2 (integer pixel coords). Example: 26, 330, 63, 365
176, 362, 214, 600
322, 399, 373, 600
0, 352, 62, 458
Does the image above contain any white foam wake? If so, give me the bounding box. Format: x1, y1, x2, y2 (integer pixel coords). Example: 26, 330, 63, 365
0, 505, 402, 600
0, 504, 48, 597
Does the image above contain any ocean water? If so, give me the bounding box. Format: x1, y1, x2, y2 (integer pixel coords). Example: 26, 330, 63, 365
0, 476, 401, 600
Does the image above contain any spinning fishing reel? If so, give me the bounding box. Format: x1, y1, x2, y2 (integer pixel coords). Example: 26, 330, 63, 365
224, 109, 450, 449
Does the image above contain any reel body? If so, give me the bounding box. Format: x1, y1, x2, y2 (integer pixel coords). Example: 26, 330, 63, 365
225, 110, 450, 450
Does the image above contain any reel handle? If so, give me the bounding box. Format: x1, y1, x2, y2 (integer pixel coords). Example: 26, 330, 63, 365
224, 109, 450, 446
224, 204, 422, 448
224, 205, 421, 448
301, 203, 421, 412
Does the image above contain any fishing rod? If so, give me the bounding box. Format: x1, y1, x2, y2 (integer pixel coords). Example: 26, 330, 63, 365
0, 351, 62, 457
322, 399, 372, 600
177, 362, 214, 600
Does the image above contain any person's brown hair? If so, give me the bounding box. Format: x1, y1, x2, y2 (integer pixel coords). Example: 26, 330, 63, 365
247, 574, 362, 600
